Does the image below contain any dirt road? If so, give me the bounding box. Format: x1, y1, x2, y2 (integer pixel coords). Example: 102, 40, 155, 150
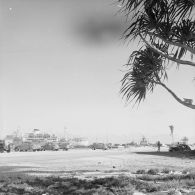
0, 147, 194, 177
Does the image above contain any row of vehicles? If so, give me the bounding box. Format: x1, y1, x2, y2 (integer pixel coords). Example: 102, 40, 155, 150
0, 141, 126, 153
89, 143, 126, 150
3, 141, 190, 153
90, 142, 193, 152
90, 143, 193, 152
0, 140, 70, 152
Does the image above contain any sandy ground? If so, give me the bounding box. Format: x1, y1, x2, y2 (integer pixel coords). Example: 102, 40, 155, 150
0, 146, 195, 178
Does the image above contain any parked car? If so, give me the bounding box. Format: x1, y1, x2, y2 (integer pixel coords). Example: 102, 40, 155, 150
32, 143, 44, 151
112, 144, 121, 149
58, 142, 69, 151
15, 142, 33, 152
90, 143, 108, 150
41, 142, 59, 151
106, 143, 113, 149
169, 143, 191, 152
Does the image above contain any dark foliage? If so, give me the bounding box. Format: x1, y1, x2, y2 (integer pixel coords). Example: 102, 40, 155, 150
119, 0, 195, 107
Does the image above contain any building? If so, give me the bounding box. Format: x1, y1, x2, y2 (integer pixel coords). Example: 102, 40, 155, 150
70, 137, 89, 147
23, 129, 58, 143
140, 136, 148, 146
4, 135, 14, 145
4, 134, 23, 147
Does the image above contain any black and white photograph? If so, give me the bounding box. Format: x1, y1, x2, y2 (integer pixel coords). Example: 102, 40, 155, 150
0, 0, 195, 194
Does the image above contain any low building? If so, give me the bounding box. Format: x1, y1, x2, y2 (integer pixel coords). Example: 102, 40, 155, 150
140, 136, 148, 146
23, 129, 58, 143
4, 135, 14, 145
70, 137, 89, 147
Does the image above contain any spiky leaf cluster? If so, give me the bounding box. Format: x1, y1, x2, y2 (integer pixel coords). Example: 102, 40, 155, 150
120, 0, 195, 104
121, 47, 167, 103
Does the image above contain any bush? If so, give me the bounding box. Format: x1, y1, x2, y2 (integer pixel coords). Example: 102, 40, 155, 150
162, 168, 170, 174
182, 169, 190, 174
135, 181, 159, 192
185, 178, 195, 187
136, 169, 146, 174
147, 169, 159, 175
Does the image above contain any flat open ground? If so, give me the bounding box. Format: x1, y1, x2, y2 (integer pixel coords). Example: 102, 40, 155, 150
0, 147, 195, 178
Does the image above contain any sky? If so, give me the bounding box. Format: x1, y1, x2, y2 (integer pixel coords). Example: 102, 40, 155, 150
0, 0, 194, 144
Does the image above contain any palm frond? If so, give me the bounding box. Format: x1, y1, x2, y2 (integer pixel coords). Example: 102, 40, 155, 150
121, 47, 167, 104
171, 0, 195, 20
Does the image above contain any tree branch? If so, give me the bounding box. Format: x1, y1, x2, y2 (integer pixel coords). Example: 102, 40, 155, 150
147, 32, 195, 55
139, 34, 195, 67
155, 81, 195, 109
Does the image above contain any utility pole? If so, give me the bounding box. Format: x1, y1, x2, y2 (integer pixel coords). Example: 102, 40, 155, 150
16, 125, 21, 137
64, 126, 67, 141
169, 125, 174, 144
105, 130, 109, 144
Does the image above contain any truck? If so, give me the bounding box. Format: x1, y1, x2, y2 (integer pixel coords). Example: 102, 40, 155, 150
0, 140, 6, 153
58, 142, 69, 151
90, 143, 108, 150
32, 143, 44, 151
169, 142, 191, 152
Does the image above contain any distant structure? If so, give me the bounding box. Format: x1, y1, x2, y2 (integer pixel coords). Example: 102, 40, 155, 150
140, 136, 148, 146
181, 136, 189, 144
23, 129, 58, 143
3, 129, 91, 148
70, 137, 89, 147
128, 141, 138, 146
33, 129, 41, 135
4, 134, 22, 146
4, 135, 15, 145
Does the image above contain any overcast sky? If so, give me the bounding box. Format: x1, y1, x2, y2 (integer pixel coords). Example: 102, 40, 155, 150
0, 0, 194, 143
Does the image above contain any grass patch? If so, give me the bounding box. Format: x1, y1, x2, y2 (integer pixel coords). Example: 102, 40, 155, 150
0, 170, 195, 194
137, 172, 195, 181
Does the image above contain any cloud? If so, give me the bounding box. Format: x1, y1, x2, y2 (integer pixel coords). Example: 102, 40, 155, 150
72, 13, 123, 46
